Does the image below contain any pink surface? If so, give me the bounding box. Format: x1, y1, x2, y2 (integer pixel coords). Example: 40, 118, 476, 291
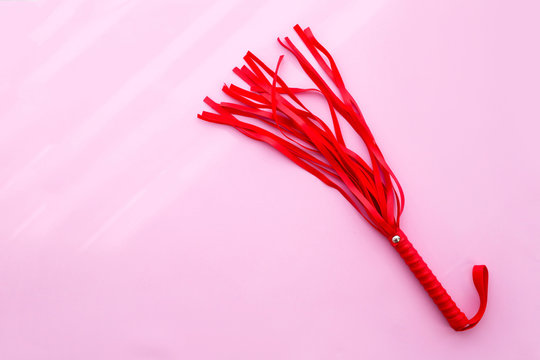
1, 0, 539, 358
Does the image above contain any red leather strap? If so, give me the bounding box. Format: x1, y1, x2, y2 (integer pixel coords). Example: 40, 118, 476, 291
464, 264, 489, 330
392, 231, 488, 331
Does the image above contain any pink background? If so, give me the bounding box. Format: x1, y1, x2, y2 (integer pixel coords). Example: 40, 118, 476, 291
1, 0, 539, 359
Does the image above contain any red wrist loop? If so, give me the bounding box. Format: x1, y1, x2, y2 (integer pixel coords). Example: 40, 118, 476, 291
459, 264, 489, 331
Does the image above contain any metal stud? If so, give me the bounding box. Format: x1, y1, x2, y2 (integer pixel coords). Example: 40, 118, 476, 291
392, 235, 401, 244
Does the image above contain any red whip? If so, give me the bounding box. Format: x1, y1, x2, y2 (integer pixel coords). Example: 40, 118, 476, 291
198, 25, 488, 331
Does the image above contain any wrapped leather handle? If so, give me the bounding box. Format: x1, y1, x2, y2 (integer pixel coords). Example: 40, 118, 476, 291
391, 232, 489, 331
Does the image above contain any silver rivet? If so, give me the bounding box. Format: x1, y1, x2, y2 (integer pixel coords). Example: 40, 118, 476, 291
392, 235, 401, 244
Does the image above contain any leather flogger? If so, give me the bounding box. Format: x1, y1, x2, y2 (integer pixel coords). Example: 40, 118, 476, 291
198, 25, 488, 331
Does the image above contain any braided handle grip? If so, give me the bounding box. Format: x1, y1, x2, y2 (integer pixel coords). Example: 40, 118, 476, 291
392, 233, 488, 331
